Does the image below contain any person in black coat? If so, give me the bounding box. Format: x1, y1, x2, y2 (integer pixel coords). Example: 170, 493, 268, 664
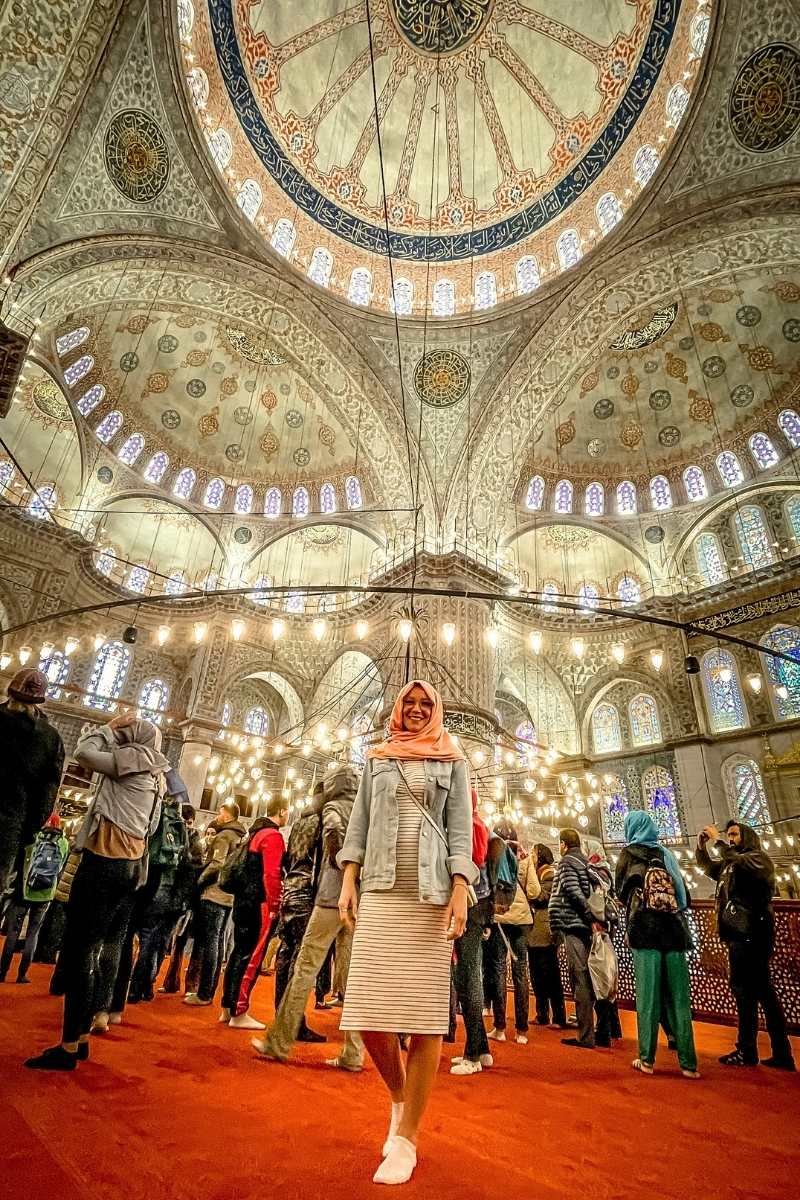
696, 820, 794, 1070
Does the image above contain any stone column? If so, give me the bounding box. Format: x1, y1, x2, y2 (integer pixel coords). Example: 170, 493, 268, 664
177, 720, 218, 808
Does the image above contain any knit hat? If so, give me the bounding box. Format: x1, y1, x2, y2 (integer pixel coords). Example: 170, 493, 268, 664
7, 667, 48, 705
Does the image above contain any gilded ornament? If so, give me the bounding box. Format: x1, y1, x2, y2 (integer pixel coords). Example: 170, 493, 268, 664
620, 421, 643, 449
580, 368, 599, 396
609, 303, 678, 351
697, 322, 728, 343
706, 288, 734, 304
32, 379, 70, 422
146, 371, 169, 393
773, 280, 800, 303
224, 325, 287, 365
413, 349, 471, 408
260, 428, 279, 459
198, 406, 220, 438
665, 353, 687, 383
117, 314, 152, 335
621, 369, 640, 397
185, 348, 208, 367
688, 390, 713, 422
220, 376, 238, 396
388, 0, 493, 55
319, 424, 336, 453
729, 43, 800, 153
104, 109, 170, 202
556, 415, 575, 449
175, 313, 200, 328
739, 344, 778, 371
260, 390, 277, 413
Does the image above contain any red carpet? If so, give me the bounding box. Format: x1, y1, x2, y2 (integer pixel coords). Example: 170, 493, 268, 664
1, 966, 798, 1200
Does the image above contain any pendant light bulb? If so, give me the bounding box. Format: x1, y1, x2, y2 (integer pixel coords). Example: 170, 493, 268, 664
193, 622, 207, 644
231, 619, 246, 642
64, 636, 80, 656
529, 630, 542, 655
156, 625, 170, 647
18, 645, 32, 665
355, 620, 369, 640
718, 665, 732, 684
0, 652, 12, 670
442, 622, 456, 646
398, 619, 413, 642
94, 633, 106, 652
571, 637, 585, 660
747, 674, 762, 694
650, 648, 664, 672
611, 643, 625, 664
271, 618, 285, 641
776, 683, 789, 701
40, 641, 55, 662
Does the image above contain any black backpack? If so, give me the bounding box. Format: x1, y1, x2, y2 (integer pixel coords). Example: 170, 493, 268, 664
150, 803, 188, 870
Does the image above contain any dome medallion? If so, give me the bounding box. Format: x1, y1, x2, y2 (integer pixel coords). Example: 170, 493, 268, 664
388, 0, 495, 56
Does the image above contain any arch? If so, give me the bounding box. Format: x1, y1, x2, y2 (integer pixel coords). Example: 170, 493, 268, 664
391, 278, 413, 316
554, 479, 573, 514
701, 648, 748, 732
683, 464, 707, 502
694, 531, 726, 586
308, 650, 384, 734
432, 279, 455, 317
778, 409, 800, 449
320, 481, 336, 514
515, 255, 540, 295
264, 486, 282, 517
474, 271, 497, 310
629, 693, 661, 746
95, 410, 122, 443
244, 705, 269, 736
234, 484, 253, 515
591, 702, 622, 753
236, 668, 305, 735
77, 384, 105, 415
139, 678, 169, 723
616, 480, 637, 515
633, 144, 659, 186
118, 433, 145, 466
641, 765, 681, 838
585, 481, 604, 516
308, 247, 333, 287
173, 467, 196, 499
723, 755, 772, 828
39, 649, 70, 700
761, 624, 800, 719
64, 355, 94, 386
649, 475, 672, 510
271, 218, 296, 257
733, 504, 774, 569
717, 450, 744, 487
86, 640, 131, 710
292, 486, 309, 517
345, 476, 362, 510
557, 229, 581, 270
203, 477, 225, 509
56, 327, 89, 357
525, 475, 544, 510
785, 494, 800, 540
596, 192, 622, 234
347, 267, 372, 306
236, 179, 262, 220
144, 451, 169, 484
749, 432, 780, 470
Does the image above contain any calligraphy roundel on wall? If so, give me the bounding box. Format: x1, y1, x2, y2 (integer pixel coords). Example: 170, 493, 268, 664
104, 109, 171, 202
729, 43, 800, 152
413, 348, 471, 408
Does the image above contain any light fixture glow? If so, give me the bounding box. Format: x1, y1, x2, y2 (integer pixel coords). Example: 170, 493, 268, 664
0, 652, 12, 670
650, 648, 664, 672
718, 665, 732, 684
156, 625, 171, 646
312, 618, 327, 641
398, 619, 413, 642
193, 622, 207, 644
529, 630, 542, 655
93, 633, 106, 651
485, 626, 499, 649
271, 618, 285, 641
18, 645, 32, 665
40, 641, 55, 661
231, 619, 246, 642
611, 643, 625, 664
64, 637, 79, 656
355, 620, 369, 640
747, 674, 762, 694
442, 622, 456, 646
571, 637, 585, 659
776, 684, 789, 701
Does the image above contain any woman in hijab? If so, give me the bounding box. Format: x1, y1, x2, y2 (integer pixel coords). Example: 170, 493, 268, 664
338, 680, 477, 1185
615, 811, 699, 1079
26, 714, 169, 1071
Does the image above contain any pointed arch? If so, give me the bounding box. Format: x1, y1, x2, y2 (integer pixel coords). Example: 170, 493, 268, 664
701, 648, 748, 732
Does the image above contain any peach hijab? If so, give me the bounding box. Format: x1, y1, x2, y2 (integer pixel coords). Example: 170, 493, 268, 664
369, 679, 464, 762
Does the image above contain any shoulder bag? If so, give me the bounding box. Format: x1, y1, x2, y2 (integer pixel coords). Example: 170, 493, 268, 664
395, 760, 477, 907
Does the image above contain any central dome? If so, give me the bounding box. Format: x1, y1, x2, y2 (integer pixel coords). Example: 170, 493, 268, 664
388, 0, 496, 56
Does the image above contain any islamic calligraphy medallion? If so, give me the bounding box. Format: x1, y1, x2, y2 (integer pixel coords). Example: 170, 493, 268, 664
104, 110, 170, 202
388, 0, 495, 56
413, 349, 471, 407
729, 44, 800, 152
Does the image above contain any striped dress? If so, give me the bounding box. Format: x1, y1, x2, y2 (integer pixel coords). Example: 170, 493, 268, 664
340, 761, 452, 1035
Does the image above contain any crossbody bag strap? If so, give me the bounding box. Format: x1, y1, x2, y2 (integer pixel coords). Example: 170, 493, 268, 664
395, 759, 476, 907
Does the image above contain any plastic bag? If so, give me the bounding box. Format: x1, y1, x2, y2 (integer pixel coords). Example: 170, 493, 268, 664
588, 930, 618, 1002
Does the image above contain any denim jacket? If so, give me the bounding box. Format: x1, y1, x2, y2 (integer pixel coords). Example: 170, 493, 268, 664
338, 757, 478, 905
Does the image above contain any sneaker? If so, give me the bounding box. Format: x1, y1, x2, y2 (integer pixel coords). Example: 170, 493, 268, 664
450, 1058, 483, 1075
183, 993, 211, 1007
515, 1033, 529, 1045
24, 1045, 77, 1071
296, 1027, 326, 1043
761, 1056, 796, 1072
719, 1049, 757, 1066
487, 1028, 506, 1042
451, 1053, 493, 1068
229, 1013, 266, 1030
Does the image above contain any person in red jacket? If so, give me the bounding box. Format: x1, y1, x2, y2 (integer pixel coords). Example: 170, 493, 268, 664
220, 798, 288, 1029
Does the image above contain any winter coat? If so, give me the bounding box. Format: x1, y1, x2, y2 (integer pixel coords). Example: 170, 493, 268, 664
695, 824, 776, 948
548, 849, 593, 938
316, 765, 358, 908
280, 799, 324, 922
0, 702, 64, 887
74, 728, 165, 850
199, 819, 247, 908
528, 862, 556, 948
615, 844, 690, 953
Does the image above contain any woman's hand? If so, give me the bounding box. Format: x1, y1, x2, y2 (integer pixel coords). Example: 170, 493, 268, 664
338, 866, 359, 931
446, 881, 469, 941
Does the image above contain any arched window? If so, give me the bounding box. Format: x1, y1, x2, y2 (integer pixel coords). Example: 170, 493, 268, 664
642, 765, 681, 839
56, 327, 89, 357
264, 486, 282, 517
557, 229, 581, 270
601, 776, 630, 842
778, 409, 800, 449
633, 144, 660, 187
95, 410, 122, 443
271, 218, 296, 257
629, 693, 661, 746
348, 268, 372, 306
285, 590, 305, 613
165, 571, 187, 596
554, 479, 573, 514
683, 465, 707, 502
207, 128, 232, 170
724, 756, 772, 828
515, 255, 540, 295
734, 505, 774, 569
716, 450, 744, 487
94, 547, 116, 576
596, 192, 623, 234
221, 700, 232, 728
578, 581, 600, 611
391, 278, 413, 316
244, 706, 269, 736
0, 460, 14, 491
320, 481, 336, 513
474, 271, 497, 310
592, 702, 622, 753
617, 574, 642, 605
649, 475, 672, 510
203, 477, 225, 509
77, 384, 105, 415
197, 571, 218, 593
540, 580, 560, 613
616, 480, 637, 515
64, 355, 94, 387
292, 486, 309, 517
250, 574, 272, 605
345, 476, 362, 510
178, 0, 195, 40
118, 433, 145, 466
432, 279, 455, 317
186, 66, 208, 107
525, 475, 544, 510
666, 83, 690, 127
27, 484, 56, 520
125, 563, 150, 594
236, 179, 262, 220
87, 640, 131, 711
762, 625, 800, 719
585, 481, 604, 515
694, 531, 726, 586
234, 484, 253, 515
144, 451, 169, 484
785, 495, 800, 540
39, 649, 70, 700
749, 432, 780, 470
308, 247, 333, 287
690, 10, 710, 56
173, 467, 196, 499
701, 648, 747, 732
515, 720, 537, 754
139, 678, 169, 724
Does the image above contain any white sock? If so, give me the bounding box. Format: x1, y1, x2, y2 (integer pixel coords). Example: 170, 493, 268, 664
382, 1102, 404, 1157
373, 1137, 417, 1185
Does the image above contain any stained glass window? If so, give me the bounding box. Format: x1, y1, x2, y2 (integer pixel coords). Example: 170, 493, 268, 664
785, 495, 800, 540
203, 477, 225, 509
617, 574, 642, 605
186, 67, 208, 107
64, 355, 94, 387
683, 465, 707, 501
666, 83, 690, 127
734, 505, 774, 569
629, 693, 661, 746
271, 218, 296, 257
56, 327, 89, 357
348, 268, 372, 306
778, 409, 800, 449
515, 720, 537, 755
173, 467, 196, 499
725, 757, 772, 828
244, 706, 269, 736
308, 248, 333, 287
292, 486, 309, 517
749, 432, 779, 470
39, 650, 70, 700
27, 485, 56, 520
541, 580, 560, 613
96, 410, 122, 443
320, 481, 336, 513
585, 481, 604, 515
118, 433, 144, 466
525, 475, 544, 510
0, 460, 13, 491
433, 279, 455, 316
695, 531, 726, 585
557, 229, 581, 270
345, 476, 362, 510
139, 678, 169, 723
391, 277, 413, 315
285, 590, 305, 613
86, 640, 131, 711
596, 192, 623, 234
207, 128, 232, 170
234, 484, 253, 515
178, 0, 194, 40
221, 700, 232, 728
633, 144, 660, 187
649, 475, 672, 510
591, 703, 622, 753
702, 648, 747, 732
77, 384, 105, 415
642, 765, 681, 839
125, 564, 150, 594
198, 572, 218, 593
616, 480, 637, 514
578, 582, 600, 611
554, 479, 573, 514
264, 486, 282, 517
690, 10, 710, 56
250, 575, 272, 605
236, 179, 262, 220
716, 450, 744, 486
94, 548, 115, 576
144, 452, 169, 484
515, 256, 540, 294
602, 777, 629, 842
762, 625, 800, 719
474, 271, 497, 310
165, 571, 187, 596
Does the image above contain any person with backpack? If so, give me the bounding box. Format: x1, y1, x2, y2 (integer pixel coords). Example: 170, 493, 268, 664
220, 796, 288, 1029
696, 820, 794, 1071
526, 844, 567, 1028
1, 812, 69, 984
485, 831, 532, 1045
548, 828, 607, 1049
586, 838, 623, 1041
184, 801, 246, 1007
449, 789, 492, 1076
615, 810, 699, 1079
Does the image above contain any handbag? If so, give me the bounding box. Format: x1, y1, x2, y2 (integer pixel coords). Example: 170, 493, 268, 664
720, 898, 752, 941
395, 761, 477, 907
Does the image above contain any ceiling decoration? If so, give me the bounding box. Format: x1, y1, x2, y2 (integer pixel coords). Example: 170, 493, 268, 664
609, 303, 679, 351
544, 526, 593, 552
728, 42, 800, 152
103, 109, 171, 202
32, 377, 71, 422
389, 0, 494, 55
223, 325, 288, 366
413, 348, 471, 407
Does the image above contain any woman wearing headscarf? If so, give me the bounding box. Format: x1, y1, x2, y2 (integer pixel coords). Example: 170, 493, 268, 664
615, 811, 699, 1079
25, 714, 169, 1071
338, 680, 477, 1185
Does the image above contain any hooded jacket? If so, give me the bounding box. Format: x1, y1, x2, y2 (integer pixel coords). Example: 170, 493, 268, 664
695, 823, 776, 947
280, 797, 324, 922
200, 817, 247, 908
74, 722, 169, 850
316, 764, 358, 908
0, 702, 64, 888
